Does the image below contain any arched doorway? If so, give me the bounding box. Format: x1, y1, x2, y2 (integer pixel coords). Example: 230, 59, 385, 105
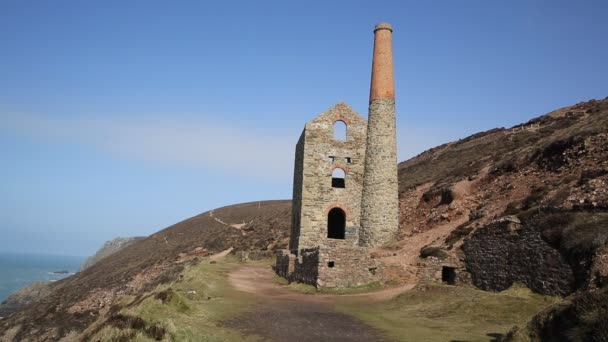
327, 208, 346, 239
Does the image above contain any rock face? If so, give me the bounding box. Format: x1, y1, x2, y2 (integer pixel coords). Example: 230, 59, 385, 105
506, 286, 608, 342
0, 282, 53, 318
81, 237, 145, 271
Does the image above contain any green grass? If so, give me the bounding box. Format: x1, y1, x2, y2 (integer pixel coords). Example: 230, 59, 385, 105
335, 283, 561, 342
86, 260, 564, 342
88, 257, 262, 342
318, 281, 383, 295
286, 282, 317, 294
278, 279, 385, 295
272, 275, 289, 285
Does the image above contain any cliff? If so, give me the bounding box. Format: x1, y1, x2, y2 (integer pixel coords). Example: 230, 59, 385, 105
80, 237, 146, 271
0, 282, 54, 319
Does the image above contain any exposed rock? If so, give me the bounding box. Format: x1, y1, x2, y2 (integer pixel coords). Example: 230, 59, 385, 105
80, 236, 145, 271
0, 282, 53, 318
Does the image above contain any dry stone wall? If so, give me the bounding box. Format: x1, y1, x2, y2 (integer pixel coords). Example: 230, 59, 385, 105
293, 248, 320, 286
416, 254, 472, 286
275, 250, 295, 278
463, 217, 575, 296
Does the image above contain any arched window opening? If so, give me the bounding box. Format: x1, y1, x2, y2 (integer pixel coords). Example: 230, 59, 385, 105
333, 121, 347, 140
327, 208, 346, 239
332, 168, 345, 188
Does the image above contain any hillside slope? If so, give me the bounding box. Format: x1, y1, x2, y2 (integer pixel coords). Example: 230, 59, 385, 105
1, 98, 608, 341
390, 97, 608, 340
0, 200, 290, 341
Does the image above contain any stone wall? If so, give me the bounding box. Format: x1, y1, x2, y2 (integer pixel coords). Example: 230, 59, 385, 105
463, 217, 575, 296
416, 254, 472, 286
293, 248, 320, 286
276, 238, 381, 288
291, 102, 367, 251
360, 98, 399, 247
289, 132, 305, 252
275, 249, 294, 278
316, 241, 380, 288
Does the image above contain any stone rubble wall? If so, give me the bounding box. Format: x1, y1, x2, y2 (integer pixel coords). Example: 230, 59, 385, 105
416, 254, 472, 286
275, 249, 295, 278
360, 98, 399, 247
463, 217, 575, 296
275, 240, 381, 288
293, 248, 320, 286
316, 242, 380, 288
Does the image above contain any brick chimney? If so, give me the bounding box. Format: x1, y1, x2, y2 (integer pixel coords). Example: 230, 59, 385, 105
360, 22, 399, 247
369, 23, 395, 101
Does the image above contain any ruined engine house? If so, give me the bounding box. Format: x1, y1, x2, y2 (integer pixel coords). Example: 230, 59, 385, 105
276, 23, 399, 288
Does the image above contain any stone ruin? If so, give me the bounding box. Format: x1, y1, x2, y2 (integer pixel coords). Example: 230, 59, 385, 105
275, 23, 399, 288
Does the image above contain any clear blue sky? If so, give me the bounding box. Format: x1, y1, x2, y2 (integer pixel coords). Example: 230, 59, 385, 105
1, 0, 607, 256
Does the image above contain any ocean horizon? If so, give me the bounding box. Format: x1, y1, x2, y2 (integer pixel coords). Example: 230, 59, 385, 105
0, 252, 85, 302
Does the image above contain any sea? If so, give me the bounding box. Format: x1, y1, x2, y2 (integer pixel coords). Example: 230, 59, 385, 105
0, 252, 85, 303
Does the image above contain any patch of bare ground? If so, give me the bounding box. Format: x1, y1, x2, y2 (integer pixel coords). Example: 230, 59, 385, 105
225, 265, 398, 341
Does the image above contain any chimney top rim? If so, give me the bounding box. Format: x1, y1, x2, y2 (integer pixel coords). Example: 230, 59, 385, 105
374, 23, 393, 33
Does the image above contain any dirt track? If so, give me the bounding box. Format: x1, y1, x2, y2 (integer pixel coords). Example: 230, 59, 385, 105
223, 266, 409, 341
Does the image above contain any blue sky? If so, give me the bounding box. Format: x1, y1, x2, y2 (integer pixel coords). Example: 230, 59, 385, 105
1, 0, 607, 256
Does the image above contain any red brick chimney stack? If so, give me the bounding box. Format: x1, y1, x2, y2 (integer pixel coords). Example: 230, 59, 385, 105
369, 23, 395, 101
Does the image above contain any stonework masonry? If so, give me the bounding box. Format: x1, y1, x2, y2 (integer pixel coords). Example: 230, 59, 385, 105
360, 98, 399, 247
276, 23, 399, 288
288, 102, 367, 253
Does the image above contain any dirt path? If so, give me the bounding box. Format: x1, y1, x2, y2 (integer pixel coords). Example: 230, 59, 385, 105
223, 265, 408, 341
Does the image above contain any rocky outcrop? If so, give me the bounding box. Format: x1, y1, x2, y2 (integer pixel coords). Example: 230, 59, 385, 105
0, 282, 53, 318
81, 237, 145, 271
506, 286, 608, 342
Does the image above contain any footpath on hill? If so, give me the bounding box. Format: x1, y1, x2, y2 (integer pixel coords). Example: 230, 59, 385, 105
223, 265, 413, 342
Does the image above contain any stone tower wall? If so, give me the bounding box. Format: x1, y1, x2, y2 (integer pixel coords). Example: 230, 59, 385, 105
290, 102, 367, 252
289, 131, 305, 252
360, 23, 399, 247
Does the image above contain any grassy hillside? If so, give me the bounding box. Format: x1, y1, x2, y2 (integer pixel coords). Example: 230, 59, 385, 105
0, 200, 290, 341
